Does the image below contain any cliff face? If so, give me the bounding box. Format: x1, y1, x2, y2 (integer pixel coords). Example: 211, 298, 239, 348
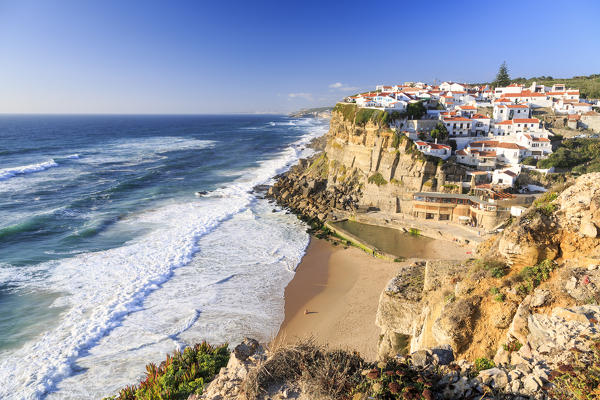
375, 173, 600, 398
496, 173, 600, 268
268, 107, 468, 218
325, 109, 456, 213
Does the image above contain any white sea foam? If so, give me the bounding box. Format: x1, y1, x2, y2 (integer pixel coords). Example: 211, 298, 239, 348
0, 160, 59, 181
0, 119, 328, 399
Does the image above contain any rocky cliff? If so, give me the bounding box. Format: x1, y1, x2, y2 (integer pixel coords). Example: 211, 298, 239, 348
268, 105, 468, 219
374, 173, 600, 398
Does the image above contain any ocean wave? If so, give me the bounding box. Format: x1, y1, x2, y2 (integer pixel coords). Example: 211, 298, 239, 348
0, 160, 59, 181
0, 121, 327, 399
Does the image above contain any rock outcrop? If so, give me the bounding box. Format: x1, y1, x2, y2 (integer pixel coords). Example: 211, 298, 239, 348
497, 173, 600, 268
268, 106, 469, 220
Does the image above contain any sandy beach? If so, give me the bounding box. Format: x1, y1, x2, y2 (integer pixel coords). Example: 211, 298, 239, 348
275, 235, 469, 360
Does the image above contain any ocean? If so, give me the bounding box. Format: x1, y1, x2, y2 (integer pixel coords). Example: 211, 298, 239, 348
0, 114, 329, 399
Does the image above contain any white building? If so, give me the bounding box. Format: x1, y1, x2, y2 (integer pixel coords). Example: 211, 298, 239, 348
457, 105, 477, 118
492, 104, 530, 122
440, 82, 466, 92
491, 118, 542, 137
471, 114, 491, 136
414, 141, 452, 160
443, 116, 473, 137
492, 168, 520, 186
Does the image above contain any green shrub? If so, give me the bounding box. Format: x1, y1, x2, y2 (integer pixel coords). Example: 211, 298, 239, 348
521, 156, 538, 166
517, 259, 557, 295
477, 259, 509, 278
368, 172, 388, 186
549, 337, 600, 400
333, 103, 358, 122
391, 133, 401, 148
474, 357, 495, 372
502, 340, 523, 353
106, 342, 230, 400
354, 108, 389, 126
494, 293, 506, 302
533, 191, 559, 216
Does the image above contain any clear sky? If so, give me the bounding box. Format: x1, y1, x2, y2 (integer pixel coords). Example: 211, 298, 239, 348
0, 0, 598, 114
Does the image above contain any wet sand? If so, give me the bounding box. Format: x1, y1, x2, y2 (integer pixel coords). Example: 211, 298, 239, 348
275, 234, 469, 360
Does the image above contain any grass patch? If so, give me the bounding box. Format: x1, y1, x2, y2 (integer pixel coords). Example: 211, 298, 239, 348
517, 259, 558, 295
533, 191, 559, 216
368, 172, 388, 186
333, 103, 358, 122
473, 357, 495, 373
105, 342, 229, 400
241, 339, 364, 400
502, 340, 523, 353
549, 336, 600, 400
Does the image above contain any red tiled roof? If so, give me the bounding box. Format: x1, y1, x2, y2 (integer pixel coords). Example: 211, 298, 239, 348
444, 117, 472, 122
513, 118, 539, 123
472, 114, 489, 119
460, 105, 476, 110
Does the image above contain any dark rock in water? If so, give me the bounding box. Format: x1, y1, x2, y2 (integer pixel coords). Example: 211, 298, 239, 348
252, 184, 270, 194
194, 191, 208, 196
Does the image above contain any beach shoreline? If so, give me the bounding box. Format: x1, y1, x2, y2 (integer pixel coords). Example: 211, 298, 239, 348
274, 231, 470, 360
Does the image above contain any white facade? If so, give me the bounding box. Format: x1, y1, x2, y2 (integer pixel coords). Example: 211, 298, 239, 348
443, 117, 473, 137
492, 104, 530, 122
415, 141, 452, 160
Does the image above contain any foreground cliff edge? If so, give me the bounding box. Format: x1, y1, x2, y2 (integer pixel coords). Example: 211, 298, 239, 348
106, 109, 600, 399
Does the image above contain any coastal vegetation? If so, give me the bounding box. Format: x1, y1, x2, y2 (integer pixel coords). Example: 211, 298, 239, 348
493, 62, 511, 87
548, 337, 600, 400
536, 138, 600, 174
510, 73, 600, 99
368, 172, 388, 186
104, 342, 229, 400
332, 103, 389, 126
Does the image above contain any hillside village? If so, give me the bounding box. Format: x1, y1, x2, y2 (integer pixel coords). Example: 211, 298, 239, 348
340, 79, 600, 229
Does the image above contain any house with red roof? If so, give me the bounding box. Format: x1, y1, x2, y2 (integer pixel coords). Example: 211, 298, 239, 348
492, 103, 530, 122
471, 114, 491, 136
414, 141, 452, 160
443, 116, 473, 137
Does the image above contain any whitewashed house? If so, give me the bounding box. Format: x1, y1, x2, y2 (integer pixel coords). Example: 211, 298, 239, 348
492, 104, 530, 122
414, 141, 452, 160
440, 82, 466, 92
443, 117, 473, 137
457, 105, 477, 118
492, 168, 520, 186
471, 114, 491, 136
468, 140, 528, 165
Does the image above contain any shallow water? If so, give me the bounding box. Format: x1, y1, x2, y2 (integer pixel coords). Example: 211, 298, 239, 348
332, 220, 434, 257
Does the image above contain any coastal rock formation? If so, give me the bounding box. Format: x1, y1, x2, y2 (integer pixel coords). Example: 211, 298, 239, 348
497, 173, 600, 268
373, 173, 600, 398
268, 106, 469, 220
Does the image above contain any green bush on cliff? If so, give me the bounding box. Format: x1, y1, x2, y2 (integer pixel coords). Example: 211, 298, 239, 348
549, 336, 600, 400
333, 103, 358, 122
517, 259, 557, 295
355, 108, 389, 126
368, 172, 387, 186
105, 342, 230, 400
473, 357, 495, 372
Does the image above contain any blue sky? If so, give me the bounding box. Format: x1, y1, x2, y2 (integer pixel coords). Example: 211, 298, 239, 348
0, 0, 598, 114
